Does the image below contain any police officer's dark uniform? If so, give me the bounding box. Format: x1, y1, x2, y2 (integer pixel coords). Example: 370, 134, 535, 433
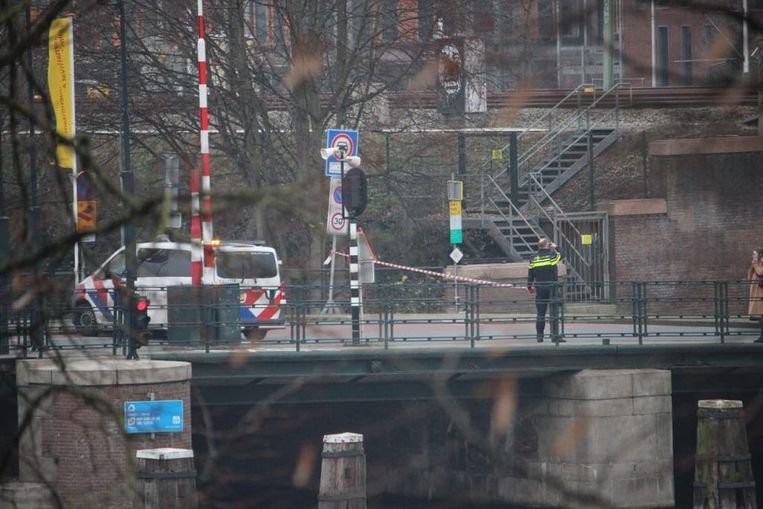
527, 244, 565, 343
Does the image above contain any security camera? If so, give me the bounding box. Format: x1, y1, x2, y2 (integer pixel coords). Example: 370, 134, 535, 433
320, 146, 348, 160
345, 156, 362, 168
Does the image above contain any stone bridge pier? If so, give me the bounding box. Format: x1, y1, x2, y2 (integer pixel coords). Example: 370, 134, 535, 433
384, 369, 674, 508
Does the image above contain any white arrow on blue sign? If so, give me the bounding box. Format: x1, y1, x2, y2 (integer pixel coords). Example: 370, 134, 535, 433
324, 128, 359, 177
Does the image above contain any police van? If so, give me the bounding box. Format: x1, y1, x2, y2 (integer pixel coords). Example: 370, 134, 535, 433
72, 240, 285, 339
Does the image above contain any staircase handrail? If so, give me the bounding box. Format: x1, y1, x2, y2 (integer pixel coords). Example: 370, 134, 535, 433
490, 83, 595, 181
528, 104, 619, 181
526, 174, 591, 272
516, 83, 624, 181
487, 175, 543, 255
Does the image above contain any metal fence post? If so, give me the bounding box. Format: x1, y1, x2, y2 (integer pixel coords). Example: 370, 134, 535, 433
559, 280, 566, 339
464, 285, 479, 348
723, 281, 730, 341
549, 281, 563, 343
474, 284, 481, 344
0, 285, 7, 356
713, 281, 722, 342
381, 284, 393, 350
113, 289, 123, 356
464, 284, 472, 347
289, 286, 304, 352
632, 281, 645, 344
718, 281, 729, 343
642, 282, 649, 341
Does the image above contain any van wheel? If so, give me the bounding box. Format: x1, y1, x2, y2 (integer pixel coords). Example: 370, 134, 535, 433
244, 328, 267, 342
73, 303, 99, 337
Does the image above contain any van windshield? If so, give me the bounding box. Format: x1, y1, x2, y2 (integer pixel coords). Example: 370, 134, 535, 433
216, 251, 277, 280
103, 252, 126, 277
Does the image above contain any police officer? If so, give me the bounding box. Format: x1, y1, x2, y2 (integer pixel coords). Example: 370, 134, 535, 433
527, 238, 565, 343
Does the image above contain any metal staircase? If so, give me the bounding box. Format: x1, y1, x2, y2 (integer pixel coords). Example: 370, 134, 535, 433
477, 83, 628, 300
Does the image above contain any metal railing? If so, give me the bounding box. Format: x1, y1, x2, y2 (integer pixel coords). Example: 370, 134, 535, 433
480, 83, 625, 300
513, 82, 624, 194
486, 175, 545, 256
2, 279, 762, 356
490, 83, 596, 181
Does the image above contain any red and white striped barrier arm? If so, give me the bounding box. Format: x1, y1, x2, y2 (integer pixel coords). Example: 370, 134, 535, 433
190, 167, 202, 286
197, 0, 214, 284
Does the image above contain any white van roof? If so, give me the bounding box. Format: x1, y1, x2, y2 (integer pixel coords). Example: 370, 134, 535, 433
135, 241, 274, 250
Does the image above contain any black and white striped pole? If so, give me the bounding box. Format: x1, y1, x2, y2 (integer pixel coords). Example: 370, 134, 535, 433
343, 167, 368, 345
349, 220, 361, 344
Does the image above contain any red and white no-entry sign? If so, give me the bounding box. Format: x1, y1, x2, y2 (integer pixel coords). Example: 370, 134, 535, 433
330, 132, 354, 158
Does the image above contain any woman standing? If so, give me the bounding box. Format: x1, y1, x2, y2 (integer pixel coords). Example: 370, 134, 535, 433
748, 249, 763, 343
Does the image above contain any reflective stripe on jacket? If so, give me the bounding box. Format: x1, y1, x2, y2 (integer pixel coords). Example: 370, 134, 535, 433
527, 248, 562, 286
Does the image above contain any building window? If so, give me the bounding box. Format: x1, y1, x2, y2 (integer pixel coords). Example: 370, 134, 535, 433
703, 24, 715, 45
657, 25, 669, 86
681, 25, 692, 85
588, 0, 604, 45
246, 1, 272, 44
561, 0, 583, 46
381, 0, 399, 43
538, 0, 555, 42
418, 0, 435, 39
472, 0, 494, 34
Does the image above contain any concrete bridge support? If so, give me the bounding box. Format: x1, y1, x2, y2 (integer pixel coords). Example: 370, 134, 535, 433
383, 369, 674, 508
534, 369, 674, 508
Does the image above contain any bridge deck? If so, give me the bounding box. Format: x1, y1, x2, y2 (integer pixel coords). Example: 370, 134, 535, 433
5, 318, 763, 403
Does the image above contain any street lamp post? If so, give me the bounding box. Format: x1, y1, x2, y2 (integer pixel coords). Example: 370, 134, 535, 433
118, 0, 138, 359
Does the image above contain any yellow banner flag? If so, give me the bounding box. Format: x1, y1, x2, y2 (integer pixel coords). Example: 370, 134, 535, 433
48, 18, 75, 169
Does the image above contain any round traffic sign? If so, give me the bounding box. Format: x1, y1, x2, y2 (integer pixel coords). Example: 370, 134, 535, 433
329, 133, 354, 159
333, 185, 343, 204
330, 212, 346, 231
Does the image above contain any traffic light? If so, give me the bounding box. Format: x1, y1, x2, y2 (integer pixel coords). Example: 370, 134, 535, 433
133, 295, 151, 347
342, 168, 368, 218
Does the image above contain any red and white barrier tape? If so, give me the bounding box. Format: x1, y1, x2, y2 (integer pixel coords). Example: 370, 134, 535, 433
329, 250, 526, 289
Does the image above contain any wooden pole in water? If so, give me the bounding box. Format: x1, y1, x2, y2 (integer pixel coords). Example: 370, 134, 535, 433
318, 432, 366, 509
136, 448, 198, 509
693, 400, 757, 509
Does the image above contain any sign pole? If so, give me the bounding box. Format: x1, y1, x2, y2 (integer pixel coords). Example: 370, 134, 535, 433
448, 178, 464, 311
321, 235, 339, 314
323, 176, 347, 313
453, 243, 459, 309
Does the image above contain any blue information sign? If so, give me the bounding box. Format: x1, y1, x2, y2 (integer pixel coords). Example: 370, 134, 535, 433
324, 129, 359, 177
124, 400, 183, 434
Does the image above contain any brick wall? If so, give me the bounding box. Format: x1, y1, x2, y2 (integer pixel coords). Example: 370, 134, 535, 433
38, 382, 191, 508
609, 149, 763, 315
17, 360, 192, 509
